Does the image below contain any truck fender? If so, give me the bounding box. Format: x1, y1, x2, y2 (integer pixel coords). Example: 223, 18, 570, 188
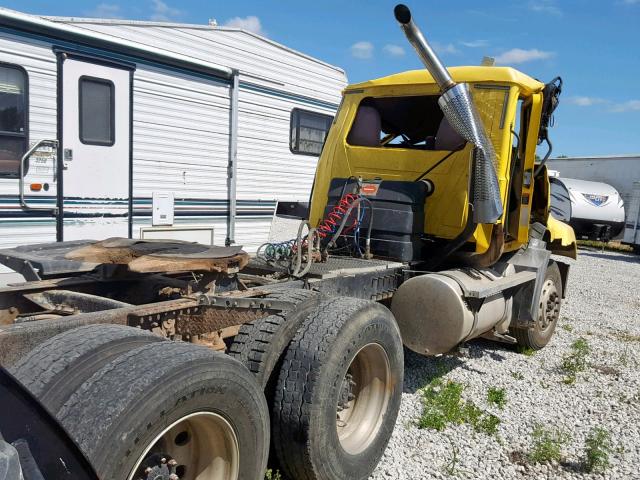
546, 213, 577, 259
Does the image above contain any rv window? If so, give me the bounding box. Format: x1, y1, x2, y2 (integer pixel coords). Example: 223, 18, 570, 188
79, 77, 115, 146
290, 109, 333, 156
0, 64, 28, 177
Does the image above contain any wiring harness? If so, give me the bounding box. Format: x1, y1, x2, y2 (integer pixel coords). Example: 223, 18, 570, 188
319, 193, 373, 257
257, 221, 319, 278
257, 191, 374, 277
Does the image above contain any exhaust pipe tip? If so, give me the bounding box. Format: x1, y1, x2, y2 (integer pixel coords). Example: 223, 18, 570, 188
394, 4, 412, 24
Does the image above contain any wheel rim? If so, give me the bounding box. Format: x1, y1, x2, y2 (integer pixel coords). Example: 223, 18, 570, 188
128, 412, 240, 480
336, 343, 392, 455
538, 279, 560, 332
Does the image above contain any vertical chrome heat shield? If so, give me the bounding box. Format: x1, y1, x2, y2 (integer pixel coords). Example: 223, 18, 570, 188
394, 4, 503, 224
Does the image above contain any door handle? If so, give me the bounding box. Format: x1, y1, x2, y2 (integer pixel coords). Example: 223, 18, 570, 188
63, 148, 73, 170
20, 139, 59, 213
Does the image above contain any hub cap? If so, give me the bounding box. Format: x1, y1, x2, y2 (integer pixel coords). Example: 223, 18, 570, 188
129, 412, 240, 480
538, 279, 560, 331
336, 343, 392, 455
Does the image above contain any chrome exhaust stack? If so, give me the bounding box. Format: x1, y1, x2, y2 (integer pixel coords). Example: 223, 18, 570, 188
394, 4, 503, 224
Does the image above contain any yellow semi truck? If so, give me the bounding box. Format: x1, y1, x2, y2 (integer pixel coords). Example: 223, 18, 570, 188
0, 4, 575, 480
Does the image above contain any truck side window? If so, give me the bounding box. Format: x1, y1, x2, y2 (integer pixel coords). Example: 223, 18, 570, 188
0, 64, 28, 177
79, 77, 115, 146
290, 108, 333, 156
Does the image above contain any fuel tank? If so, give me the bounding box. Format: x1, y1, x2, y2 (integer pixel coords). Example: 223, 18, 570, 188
391, 267, 513, 355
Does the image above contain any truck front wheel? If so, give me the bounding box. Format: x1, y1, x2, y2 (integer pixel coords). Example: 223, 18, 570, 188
511, 261, 563, 350
272, 297, 403, 480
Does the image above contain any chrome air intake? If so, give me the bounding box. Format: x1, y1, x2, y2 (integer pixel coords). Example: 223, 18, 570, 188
394, 4, 503, 224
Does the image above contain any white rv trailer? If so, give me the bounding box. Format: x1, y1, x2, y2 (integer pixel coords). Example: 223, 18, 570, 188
547, 155, 640, 226
623, 181, 640, 252
0, 8, 347, 284
549, 176, 625, 241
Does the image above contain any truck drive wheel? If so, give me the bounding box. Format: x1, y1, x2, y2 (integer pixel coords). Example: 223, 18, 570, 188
10, 324, 164, 413
229, 289, 322, 389
272, 297, 403, 480
511, 261, 563, 350
55, 341, 269, 480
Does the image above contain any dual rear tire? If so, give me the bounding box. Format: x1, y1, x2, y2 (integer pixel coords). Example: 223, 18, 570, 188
231, 295, 404, 480
12, 294, 405, 480
271, 297, 404, 480
12, 325, 269, 480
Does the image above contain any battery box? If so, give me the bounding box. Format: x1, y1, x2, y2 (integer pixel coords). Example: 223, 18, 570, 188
323, 178, 428, 261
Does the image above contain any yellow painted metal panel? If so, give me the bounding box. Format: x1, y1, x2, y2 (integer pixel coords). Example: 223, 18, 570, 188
310, 66, 553, 256
348, 67, 544, 96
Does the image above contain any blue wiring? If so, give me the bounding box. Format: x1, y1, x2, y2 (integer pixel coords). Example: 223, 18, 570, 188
352, 202, 369, 256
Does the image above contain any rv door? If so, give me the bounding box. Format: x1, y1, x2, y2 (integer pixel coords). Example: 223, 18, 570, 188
61, 57, 131, 241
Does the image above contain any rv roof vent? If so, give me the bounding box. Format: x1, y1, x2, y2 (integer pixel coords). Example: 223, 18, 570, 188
208, 18, 218, 27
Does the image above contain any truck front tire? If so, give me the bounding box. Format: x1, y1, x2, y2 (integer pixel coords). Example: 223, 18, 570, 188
272, 297, 403, 480
511, 261, 563, 350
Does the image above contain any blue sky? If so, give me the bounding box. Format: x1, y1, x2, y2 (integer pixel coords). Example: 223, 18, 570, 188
4, 0, 639, 156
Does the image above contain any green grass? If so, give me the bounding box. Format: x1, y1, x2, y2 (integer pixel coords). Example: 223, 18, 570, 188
561, 338, 590, 384
577, 240, 633, 253
619, 345, 633, 367
487, 387, 507, 409
517, 346, 536, 356
418, 379, 500, 435
442, 445, 461, 476
264, 469, 282, 480
561, 324, 574, 333
527, 423, 571, 464
510, 371, 524, 380
612, 331, 640, 343
583, 427, 613, 473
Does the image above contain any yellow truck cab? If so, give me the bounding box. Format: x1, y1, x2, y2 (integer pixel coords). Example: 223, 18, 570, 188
310, 66, 577, 260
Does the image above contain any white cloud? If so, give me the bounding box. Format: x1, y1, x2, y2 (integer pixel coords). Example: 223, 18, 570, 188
350, 41, 374, 59
87, 3, 122, 18
223, 16, 265, 36
609, 100, 640, 112
529, 0, 562, 16
432, 42, 459, 55
565, 97, 640, 113
567, 96, 607, 107
149, 0, 181, 21
383, 44, 405, 57
460, 39, 489, 48
494, 48, 554, 64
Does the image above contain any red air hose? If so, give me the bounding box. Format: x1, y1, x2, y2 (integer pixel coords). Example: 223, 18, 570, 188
317, 193, 361, 239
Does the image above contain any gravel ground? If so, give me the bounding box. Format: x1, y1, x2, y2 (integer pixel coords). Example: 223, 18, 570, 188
372, 249, 640, 479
